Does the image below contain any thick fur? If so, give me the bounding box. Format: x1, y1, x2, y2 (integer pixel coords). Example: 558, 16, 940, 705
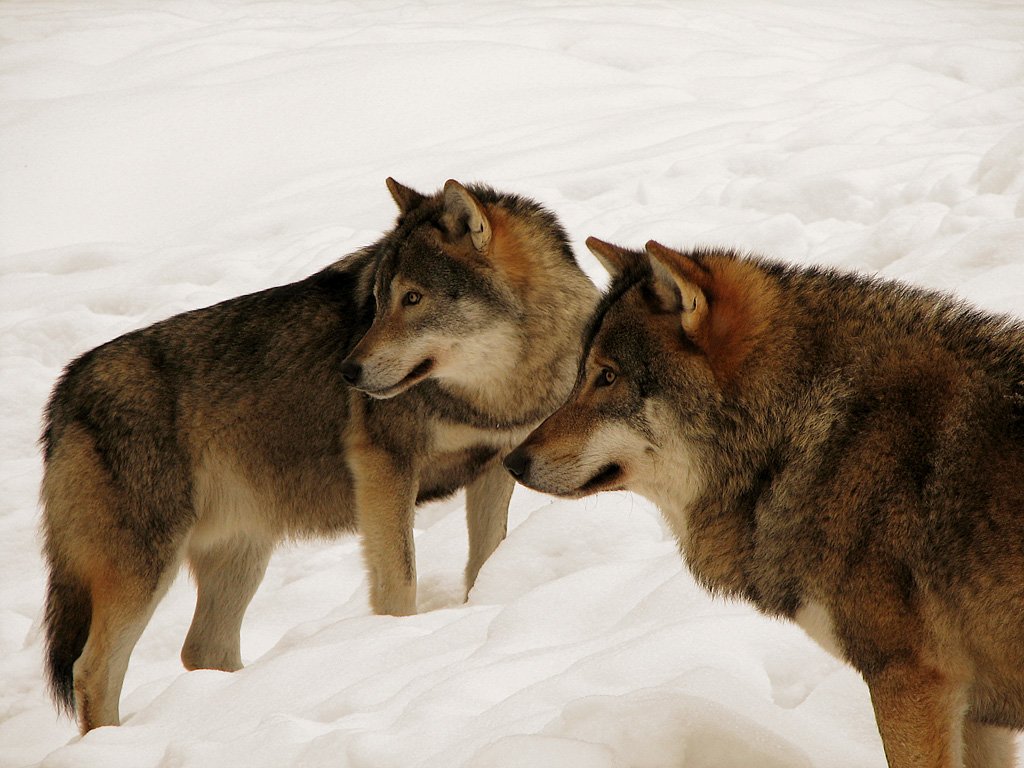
506, 238, 1024, 768
40, 179, 598, 733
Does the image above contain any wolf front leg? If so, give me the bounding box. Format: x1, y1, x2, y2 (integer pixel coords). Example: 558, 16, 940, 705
464, 461, 514, 598
350, 442, 418, 616
866, 662, 969, 768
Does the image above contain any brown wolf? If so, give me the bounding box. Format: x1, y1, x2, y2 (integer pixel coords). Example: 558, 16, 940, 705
40, 179, 598, 733
505, 237, 1024, 767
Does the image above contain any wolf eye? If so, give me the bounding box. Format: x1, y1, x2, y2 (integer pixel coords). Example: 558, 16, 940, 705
596, 368, 617, 388
403, 290, 422, 306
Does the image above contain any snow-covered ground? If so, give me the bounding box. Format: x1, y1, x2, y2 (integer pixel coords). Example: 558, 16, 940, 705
3, 1, 1024, 766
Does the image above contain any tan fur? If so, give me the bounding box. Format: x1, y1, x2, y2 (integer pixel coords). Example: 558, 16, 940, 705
792, 600, 843, 660
41, 425, 119, 577
191, 450, 273, 545
507, 240, 1024, 767
648, 240, 779, 386
964, 723, 1017, 768
344, 395, 419, 615
73, 555, 180, 733
487, 206, 537, 290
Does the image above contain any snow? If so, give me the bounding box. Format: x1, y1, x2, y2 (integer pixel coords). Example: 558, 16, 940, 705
2, 1, 1023, 765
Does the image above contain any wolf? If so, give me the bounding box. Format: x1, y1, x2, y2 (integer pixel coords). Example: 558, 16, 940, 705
504, 237, 1024, 767
40, 178, 598, 733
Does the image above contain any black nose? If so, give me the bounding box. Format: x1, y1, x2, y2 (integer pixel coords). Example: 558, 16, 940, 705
340, 360, 362, 386
503, 447, 532, 480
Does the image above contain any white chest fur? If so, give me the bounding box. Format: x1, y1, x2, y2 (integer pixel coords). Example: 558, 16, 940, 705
793, 599, 844, 660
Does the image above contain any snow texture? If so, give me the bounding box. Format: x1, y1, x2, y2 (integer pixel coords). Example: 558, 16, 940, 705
2, 1, 1024, 766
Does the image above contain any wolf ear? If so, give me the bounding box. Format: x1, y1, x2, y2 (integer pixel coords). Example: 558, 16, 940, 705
645, 240, 709, 337
443, 180, 492, 252
588, 236, 678, 310
386, 177, 426, 214
585, 237, 644, 277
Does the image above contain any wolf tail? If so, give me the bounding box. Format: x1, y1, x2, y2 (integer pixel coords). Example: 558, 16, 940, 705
43, 564, 91, 716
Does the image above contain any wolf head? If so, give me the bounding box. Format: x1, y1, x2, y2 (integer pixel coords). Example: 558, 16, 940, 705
342, 179, 581, 401
504, 238, 779, 508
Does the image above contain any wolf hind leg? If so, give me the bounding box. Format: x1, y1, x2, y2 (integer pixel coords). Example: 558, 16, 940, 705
464, 462, 513, 598
42, 419, 190, 732
963, 721, 1016, 768
181, 536, 272, 672
73, 557, 181, 733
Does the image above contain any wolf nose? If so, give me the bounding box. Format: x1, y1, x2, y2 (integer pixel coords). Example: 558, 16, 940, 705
503, 447, 532, 480
340, 361, 362, 386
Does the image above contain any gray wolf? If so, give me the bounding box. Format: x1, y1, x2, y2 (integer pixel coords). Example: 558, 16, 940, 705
504, 237, 1024, 767
40, 178, 598, 733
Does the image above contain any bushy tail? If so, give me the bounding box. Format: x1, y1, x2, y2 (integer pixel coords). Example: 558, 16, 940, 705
43, 566, 91, 716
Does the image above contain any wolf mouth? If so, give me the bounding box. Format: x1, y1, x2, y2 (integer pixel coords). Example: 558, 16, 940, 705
579, 463, 623, 494
365, 358, 435, 399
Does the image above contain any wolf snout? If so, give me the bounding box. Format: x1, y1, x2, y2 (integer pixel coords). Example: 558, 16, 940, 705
340, 360, 362, 386
502, 446, 532, 480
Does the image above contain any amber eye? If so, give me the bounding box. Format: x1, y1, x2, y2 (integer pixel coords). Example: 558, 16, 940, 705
403, 290, 422, 306
596, 368, 617, 387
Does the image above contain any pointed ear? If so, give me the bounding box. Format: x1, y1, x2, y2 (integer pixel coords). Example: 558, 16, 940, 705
386, 177, 426, 214
645, 241, 709, 337
585, 237, 643, 277
443, 180, 492, 252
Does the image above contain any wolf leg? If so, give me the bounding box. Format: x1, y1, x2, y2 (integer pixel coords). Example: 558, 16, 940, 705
73, 559, 180, 733
963, 721, 1017, 768
866, 663, 967, 768
181, 537, 272, 672
351, 445, 417, 616
464, 462, 514, 597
